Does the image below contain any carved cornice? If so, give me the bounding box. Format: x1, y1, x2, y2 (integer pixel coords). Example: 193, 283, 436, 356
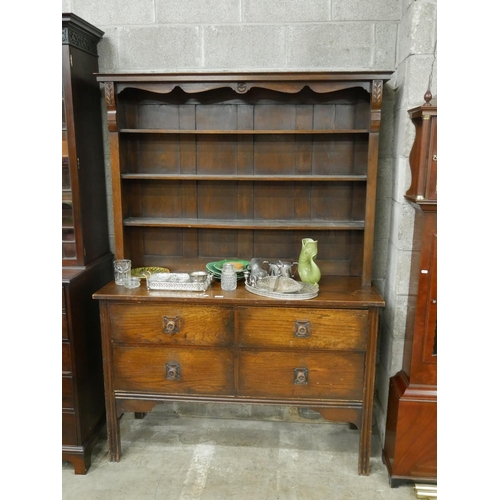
371, 80, 383, 108
105, 82, 115, 108
62, 26, 99, 56
104, 82, 117, 132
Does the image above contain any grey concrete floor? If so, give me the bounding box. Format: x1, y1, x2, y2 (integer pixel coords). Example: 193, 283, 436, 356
62, 405, 418, 499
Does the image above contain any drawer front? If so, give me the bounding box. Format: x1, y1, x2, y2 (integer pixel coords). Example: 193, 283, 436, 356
62, 312, 69, 340
62, 287, 69, 340
62, 376, 74, 410
62, 342, 72, 373
62, 412, 78, 446
238, 307, 368, 351
113, 346, 234, 395
238, 351, 364, 400
109, 303, 233, 346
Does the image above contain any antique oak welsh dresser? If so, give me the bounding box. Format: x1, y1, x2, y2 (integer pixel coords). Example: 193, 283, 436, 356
93, 71, 392, 475
62, 13, 114, 474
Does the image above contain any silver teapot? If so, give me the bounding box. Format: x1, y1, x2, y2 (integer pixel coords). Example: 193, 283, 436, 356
265, 260, 297, 279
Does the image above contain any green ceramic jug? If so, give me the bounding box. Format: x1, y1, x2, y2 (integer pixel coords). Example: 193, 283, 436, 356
297, 238, 321, 287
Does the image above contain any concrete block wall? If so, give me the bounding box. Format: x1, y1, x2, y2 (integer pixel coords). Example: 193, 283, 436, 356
61, 0, 437, 439
62, 0, 402, 258
63, 0, 400, 72
373, 0, 437, 441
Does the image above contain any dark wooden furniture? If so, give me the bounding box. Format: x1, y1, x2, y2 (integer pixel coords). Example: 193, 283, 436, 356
62, 13, 113, 474
382, 98, 437, 486
94, 72, 391, 475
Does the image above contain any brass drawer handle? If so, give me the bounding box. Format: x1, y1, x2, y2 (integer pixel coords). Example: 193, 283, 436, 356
165, 362, 181, 380
294, 320, 311, 338
163, 316, 180, 334
294, 368, 308, 385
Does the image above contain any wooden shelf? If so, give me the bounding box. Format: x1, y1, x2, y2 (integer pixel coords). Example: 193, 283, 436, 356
121, 173, 368, 182
123, 217, 365, 230
119, 128, 369, 135
98, 71, 390, 286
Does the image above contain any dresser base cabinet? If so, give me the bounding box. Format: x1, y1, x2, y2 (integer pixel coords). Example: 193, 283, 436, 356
94, 276, 384, 475
63, 253, 114, 474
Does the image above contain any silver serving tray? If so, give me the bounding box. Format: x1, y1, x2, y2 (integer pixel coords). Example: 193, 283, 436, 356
146, 272, 212, 291
245, 282, 318, 300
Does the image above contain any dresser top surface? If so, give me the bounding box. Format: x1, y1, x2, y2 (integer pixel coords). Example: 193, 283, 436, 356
93, 276, 384, 309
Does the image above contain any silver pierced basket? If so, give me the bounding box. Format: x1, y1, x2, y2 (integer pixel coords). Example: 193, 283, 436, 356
146, 273, 212, 291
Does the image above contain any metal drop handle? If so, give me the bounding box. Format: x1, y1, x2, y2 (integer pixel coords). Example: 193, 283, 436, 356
294, 368, 308, 385
166, 362, 181, 380
163, 316, 180, 334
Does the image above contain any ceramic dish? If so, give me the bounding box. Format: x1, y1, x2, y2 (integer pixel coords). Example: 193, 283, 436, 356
212, 259, 249, 273
206, 262, 221, 278
206, 261, 247, 281
131, 266, 170, 279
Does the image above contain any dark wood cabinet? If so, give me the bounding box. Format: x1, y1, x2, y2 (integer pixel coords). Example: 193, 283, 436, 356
382, 99, 437, 486
62, 13, 113, 474
94, 72, 391, 475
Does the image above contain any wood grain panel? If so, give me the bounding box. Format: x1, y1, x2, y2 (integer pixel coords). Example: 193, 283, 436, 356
109, 303, 233, 346
62, 412, 78, 446
62, 312, 69, 340
62, 376, 75, 410
238, 351, 364, 400
113, 346, 234, 395
238, 307, 368, 350
62, 341, 72, 373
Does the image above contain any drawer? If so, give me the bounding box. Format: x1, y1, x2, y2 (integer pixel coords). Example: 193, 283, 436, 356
62, 342, 72, 373
113, 346, 234, 395
62, 412, 78, 446
62, 287, 69, 340
238, 351, 364, 400
62, 312, 69, 340
62, 376, 74, 410
109, 303, 233, 346
238, 307, 368, 351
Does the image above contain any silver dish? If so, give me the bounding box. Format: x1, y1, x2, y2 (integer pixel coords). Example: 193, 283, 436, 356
190, 271, 208, 282
245, 282, 318, 300
255, 276, 303, 293
147, 272, 212, 291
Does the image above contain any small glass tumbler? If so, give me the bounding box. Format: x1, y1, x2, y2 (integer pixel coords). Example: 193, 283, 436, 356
124, 276, 141, 289
221, 263, 237, 291
114, 259, 131, 285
